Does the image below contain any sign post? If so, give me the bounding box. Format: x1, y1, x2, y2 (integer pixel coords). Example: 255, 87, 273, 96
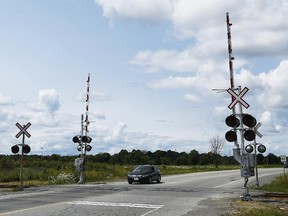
280, 155, 287, 175
15, 122, 32, 190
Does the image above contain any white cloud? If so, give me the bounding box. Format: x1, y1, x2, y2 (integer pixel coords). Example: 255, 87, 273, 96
0, 95, 13, 105
95, 0, 172, 25
259, 111, 271, 124
148, 76, 196, 89
171, 0, 238, 39
104, 122, 127, 143
23, 89, 60, 126
183, 93, 201, 102
76, 90, 114, 102
28, 89, 60, 115
130, 49, 200, 73
258, 60, 288, 108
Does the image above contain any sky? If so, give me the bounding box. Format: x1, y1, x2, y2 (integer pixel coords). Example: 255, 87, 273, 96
0, 0, 288, 157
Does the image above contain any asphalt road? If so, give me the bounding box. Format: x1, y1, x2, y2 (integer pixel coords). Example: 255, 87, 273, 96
0, 168, 283, 216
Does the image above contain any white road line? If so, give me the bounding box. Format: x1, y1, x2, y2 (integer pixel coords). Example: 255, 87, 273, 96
0, 202, 63, 216
67, 201, 163, 209
213, 179, 243, 188
0, 191, 56, 201
67, 201, 164, 216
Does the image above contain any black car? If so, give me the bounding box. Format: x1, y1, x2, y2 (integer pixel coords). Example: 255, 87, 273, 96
127, 165, 161, 184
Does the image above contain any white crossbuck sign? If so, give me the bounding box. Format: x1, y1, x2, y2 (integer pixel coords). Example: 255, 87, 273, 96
15, 122, 32, 138
254, 122, 263, 138
227, 87, 250, 109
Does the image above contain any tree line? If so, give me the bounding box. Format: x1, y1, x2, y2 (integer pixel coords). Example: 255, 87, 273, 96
0, 149, 282, 169
87, 149, 282, 166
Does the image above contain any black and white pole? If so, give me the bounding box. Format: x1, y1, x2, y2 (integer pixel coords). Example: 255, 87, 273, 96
225, 13, 255, 201
73, 74, 92, 184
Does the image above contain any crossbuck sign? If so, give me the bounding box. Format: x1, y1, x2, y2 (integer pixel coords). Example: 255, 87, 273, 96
15, 122, 32, 138
227, 87, 250, 109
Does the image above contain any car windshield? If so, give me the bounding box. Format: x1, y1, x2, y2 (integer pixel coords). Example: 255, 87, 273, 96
133, 166, 151, 173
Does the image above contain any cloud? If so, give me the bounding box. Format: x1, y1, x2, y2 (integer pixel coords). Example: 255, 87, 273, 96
25, 89, 60, 126
0, 95, 13, 105
183, 93, 201, 102
148, 76, 196, 89
104, 122, 127, 143
94, 0, 172, 25
171, 0, 237, 39
76, 90, 114, 102
129, 45, 232, 74
258, 60, 288, 108
28, 89, 60, 115
93, 124, 209, 155
130, 49, 201, 73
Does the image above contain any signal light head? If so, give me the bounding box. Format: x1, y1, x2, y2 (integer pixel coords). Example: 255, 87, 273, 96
23, 145, 31, 154
81, 136, 92, 143
244, 129, 255, 141
11, 145, 19, 154
77, 145, 82, 151
73, 136, 80, 143
225, 115, 240, 127
86, 145, 92, 152
225, 130, 237, 142
257, 144, 266, 153
242, 114, 257, 128
245, 144, 254, 153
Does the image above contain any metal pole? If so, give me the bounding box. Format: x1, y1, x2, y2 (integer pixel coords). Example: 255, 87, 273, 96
237, 86, 245, 153
19, 134, 25, 190
254, 140, 259, 188
84, 73, 90, 157
78, 114, 85, 184
237, 86, 250, 198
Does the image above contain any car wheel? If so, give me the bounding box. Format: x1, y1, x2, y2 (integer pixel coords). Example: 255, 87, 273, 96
157, 175, 161, 183
128, 181, 132, 184
148, 177, 152, 184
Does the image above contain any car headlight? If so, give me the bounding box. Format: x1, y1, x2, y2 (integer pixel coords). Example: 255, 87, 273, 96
142, 174, 149, 177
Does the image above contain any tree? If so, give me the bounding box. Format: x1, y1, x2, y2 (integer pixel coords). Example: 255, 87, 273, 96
209, 135, 225, 168
188, 149, 200, 165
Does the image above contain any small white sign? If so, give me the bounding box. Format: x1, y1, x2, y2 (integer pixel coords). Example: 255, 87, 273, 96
280, 155, 287, 163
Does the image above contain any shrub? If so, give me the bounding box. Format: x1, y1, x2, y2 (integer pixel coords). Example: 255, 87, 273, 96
48, 173, 76, 185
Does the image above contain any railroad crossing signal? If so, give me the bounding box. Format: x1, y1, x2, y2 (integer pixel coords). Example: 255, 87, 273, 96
72, 135, 93, 152
14, 122, 32, 190
224, 114, 257, 142
15, 122, 31, 138
242, 114, 256, 141
11, 144, 31, 154
227, 87, 250, 109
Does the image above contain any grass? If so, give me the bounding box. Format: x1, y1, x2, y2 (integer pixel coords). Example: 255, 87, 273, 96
225, 200, 288, 216
158, 165, 239, 175
225, 174, 288, 216
259, 175, 288, 193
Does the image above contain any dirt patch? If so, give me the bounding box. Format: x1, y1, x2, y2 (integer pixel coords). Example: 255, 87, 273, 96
183, 192, 288, 216
183, 196, 238, 216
